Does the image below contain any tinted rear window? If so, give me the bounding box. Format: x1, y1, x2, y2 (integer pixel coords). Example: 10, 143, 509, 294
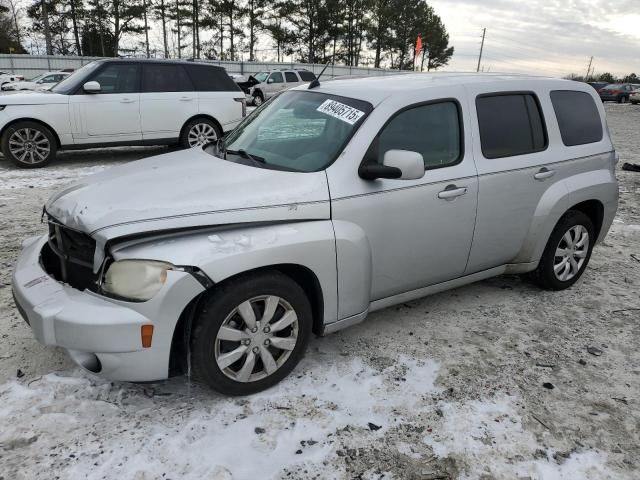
476, 93, 547, 158
142, 64, 193, 92
550, 91, 603, 146
185, 64, 241, 92
298, 71, 316, 82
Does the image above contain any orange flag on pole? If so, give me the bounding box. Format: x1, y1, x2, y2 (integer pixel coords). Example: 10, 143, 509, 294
415, 35, 423, 57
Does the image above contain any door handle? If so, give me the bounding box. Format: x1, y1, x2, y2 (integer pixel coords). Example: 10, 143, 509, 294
534, 167, 555, 181
437, 185, 467, 200
120, 98, 135, 103
180, 96, 193, 101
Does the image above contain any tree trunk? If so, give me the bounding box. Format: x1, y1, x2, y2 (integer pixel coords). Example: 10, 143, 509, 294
228, 9, 234, 60
143, 0, 150, 57
69, 0, 82, 55
176, 0, 181, 58
41, 0, 53, 55
160, 0, 168, 57
113, 0, 121, 55
8, 0, 22, 47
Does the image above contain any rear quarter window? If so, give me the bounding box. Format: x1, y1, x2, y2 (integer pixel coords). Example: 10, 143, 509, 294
185, 65, 241, 92
476, 93, 547, 159
298, 71, 316, 82
550, 90, 603, 146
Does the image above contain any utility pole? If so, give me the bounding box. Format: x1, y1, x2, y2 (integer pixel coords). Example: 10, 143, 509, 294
585, 56, 593, 81
477, 28, 486, 73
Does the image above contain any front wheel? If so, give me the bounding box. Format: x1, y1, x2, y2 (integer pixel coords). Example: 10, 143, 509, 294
190, 271, 312, 395
532, 210, 595, 290
180, 118, 221, 149
252, 92, 264, 107
1, 121, 57, 168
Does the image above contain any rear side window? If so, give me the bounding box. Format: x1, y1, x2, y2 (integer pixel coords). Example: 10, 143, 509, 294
285, 72, 298, 83
476, 93, 547, 158
298, 71, 316, 82
550, 91, 603, 146
185, 65, 240, 92
375, 101, 462, 169
143, 64, 193, 92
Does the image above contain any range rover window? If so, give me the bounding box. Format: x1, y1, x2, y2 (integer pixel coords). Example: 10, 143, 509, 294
550, 90, 603, 146
90, 63, 140, 94
185, 65, 240, 92
143, 64, 193, 92
285, 72, 299, 83
375, 101, 462, 169
219, 91, 372, 172
476, 93, 547, 158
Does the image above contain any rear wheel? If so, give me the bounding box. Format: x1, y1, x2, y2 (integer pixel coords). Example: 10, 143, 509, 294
1, 121, 56, 168
532, 210, 595, 290
180, 118, 221, 149
190, 271, 312, 395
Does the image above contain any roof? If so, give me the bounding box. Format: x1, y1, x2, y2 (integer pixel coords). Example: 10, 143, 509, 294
98, 58, 225, 69
300, 72, 581, 106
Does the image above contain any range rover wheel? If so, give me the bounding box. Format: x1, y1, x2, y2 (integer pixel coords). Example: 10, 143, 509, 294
253, 92, 264, 107
532, 210, 595, 290
191, 271, 312, 395
180, 118, 221, 149
1, 121, 57, 168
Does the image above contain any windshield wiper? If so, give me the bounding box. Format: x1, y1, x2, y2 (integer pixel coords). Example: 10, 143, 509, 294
226, 148, 266, 164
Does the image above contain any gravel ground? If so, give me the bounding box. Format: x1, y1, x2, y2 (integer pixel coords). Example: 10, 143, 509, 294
0, 104, 639, 479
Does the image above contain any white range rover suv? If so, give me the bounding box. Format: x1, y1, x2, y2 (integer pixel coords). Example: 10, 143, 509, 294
0, 59, 246, 168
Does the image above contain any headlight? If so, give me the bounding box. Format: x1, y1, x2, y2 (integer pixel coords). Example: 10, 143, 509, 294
102, 260, 174, 301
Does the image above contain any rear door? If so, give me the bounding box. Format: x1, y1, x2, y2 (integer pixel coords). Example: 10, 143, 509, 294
284, 71, 301, 89
69, 62, 141, 143
140, 63, 198, 140
465, 87, 557, 273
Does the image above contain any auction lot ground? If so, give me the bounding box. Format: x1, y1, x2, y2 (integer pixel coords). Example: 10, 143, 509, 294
0, 104, 639, 479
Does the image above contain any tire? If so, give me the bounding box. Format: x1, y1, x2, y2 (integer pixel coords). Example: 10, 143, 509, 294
1, 121, 57, 168
618, 95, 627, 104
190, 271, 313, 395
252, 92, 264, 107
179, 117, 221, 149
532, 210, 595, 291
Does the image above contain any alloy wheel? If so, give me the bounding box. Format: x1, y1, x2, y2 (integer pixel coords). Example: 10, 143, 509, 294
187, 123, 218, 148
214, 295, 299, 383
553, 225, 589, 281
8, 128, 51, 165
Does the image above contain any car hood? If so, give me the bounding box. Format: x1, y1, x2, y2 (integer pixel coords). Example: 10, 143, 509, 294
46, 147, 331, 245
0, 90, 66, 104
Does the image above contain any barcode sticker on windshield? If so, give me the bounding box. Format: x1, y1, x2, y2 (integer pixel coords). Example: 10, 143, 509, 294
316, 100, 365, 125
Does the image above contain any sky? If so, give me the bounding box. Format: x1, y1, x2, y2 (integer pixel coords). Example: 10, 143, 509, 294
429, 0, 640, 77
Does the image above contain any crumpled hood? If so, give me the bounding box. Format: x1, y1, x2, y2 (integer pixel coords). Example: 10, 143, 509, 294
46, 147, 331, 239
0, 90, 67, 104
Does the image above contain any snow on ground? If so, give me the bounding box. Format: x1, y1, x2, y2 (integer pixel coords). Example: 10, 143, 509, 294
1, 104, 639, 479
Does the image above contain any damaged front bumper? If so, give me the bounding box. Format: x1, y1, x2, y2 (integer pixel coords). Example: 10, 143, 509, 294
12, 234, 204, 381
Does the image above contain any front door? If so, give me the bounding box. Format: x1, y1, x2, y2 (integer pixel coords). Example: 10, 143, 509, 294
265, 72, 286, 99
69, 63, 141, 143
330, 97, 479, 310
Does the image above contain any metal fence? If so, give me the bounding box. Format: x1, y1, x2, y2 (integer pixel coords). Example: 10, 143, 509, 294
0, 54, 403, 79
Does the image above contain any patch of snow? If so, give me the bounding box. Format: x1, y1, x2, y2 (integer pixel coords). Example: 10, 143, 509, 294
0, 165, 107, 191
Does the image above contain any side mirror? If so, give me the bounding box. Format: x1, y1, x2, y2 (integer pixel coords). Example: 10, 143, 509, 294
359, 150, 425, 180
83, 81, 101, 93
267, 78, 274, 84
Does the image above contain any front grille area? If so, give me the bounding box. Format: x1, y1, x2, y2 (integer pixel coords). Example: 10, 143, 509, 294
41, 217, 99, 291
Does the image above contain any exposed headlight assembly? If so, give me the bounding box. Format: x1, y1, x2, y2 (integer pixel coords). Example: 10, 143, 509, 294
102, 260, 174, 301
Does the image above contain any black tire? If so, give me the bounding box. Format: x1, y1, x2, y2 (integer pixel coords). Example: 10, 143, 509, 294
252, 91, 264, 107
532, 210, 595, 291
1, 121, 57, 168
190, 271, 312, 395
179, 117, 221, 149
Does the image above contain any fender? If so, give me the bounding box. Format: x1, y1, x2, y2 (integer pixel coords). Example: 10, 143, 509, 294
513, 166, 617, 265
109, 221, 338, 325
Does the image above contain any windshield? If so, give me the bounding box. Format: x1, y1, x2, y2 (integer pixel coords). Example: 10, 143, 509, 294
29, 73, 46, 82
51, 62, 101, 94
219, 91, 372, 172
253, 72, 269, 83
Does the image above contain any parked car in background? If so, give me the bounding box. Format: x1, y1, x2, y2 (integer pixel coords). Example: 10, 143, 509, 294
12, 74, 618, 395
587, 81, 608, 91
0, 59, 246, 168
247, 69, 317, 106
0, 72, 24, 87
598, 83, 635, 103
631, 88, 640, 105
1, 71, 71, 91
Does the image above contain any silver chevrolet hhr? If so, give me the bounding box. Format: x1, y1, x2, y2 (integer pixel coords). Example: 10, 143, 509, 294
12, 74, 618, 395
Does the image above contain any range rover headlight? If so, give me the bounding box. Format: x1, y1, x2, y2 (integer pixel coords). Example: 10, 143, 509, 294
102, 260, 174, 301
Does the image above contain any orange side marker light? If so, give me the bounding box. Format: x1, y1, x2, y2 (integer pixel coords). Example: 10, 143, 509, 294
141, 324, 154, 348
